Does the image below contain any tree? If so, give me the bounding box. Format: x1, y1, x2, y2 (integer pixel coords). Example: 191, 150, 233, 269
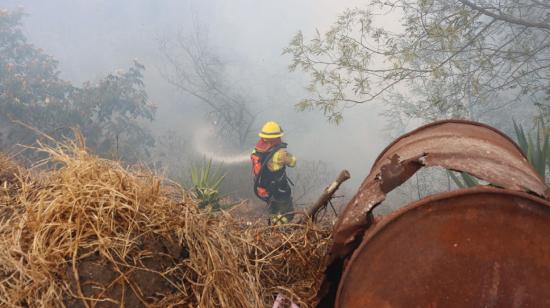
70, 62, 155, 162
0, 9, 155, 162
285, 0, 550, 123
159, 28, 257, 147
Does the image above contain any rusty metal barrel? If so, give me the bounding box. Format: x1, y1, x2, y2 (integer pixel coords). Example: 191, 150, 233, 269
318, 120, 550, 307
336, 188, 550, 307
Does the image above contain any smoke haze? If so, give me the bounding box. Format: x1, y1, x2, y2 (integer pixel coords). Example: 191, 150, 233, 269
4, 0, 390, 192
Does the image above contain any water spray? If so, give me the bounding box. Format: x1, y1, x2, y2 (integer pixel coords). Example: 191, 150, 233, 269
193, 126, 250, 164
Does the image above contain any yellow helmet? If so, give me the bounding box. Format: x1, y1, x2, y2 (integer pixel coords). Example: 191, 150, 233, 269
259, 121, 284, 139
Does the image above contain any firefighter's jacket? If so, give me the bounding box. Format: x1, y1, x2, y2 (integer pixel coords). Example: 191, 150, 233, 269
251, 141, 296, 201
265, 148, 296, 171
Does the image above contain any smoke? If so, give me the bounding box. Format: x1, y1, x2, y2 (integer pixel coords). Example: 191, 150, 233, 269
193, 126, 250, 164
6, 0, 388, 193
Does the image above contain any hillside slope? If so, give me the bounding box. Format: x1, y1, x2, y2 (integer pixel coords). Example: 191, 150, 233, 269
0, 142, 330, 307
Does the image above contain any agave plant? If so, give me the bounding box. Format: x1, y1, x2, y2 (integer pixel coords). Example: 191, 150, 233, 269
513, 118, 549, 180
190, 159, 226, 210
447, 170, 479, 188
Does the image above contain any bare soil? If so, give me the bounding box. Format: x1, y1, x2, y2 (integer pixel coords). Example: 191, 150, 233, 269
64, 235, 188, 307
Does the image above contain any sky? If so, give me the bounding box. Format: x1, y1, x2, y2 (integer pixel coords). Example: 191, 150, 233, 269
3, 0, 391, 190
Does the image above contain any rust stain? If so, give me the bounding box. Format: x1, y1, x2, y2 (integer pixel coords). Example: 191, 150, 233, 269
481, 262, 501, 308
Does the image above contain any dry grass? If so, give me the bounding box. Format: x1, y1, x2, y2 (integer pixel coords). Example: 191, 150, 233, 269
0, 141, 331, 307
0, 153, 23, 193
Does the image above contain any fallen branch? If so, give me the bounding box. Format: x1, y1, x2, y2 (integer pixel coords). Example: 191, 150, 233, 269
303, 170, 350, 223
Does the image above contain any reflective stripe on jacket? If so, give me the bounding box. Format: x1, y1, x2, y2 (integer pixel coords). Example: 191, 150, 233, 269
252, 148, 297, 174
267, 148, 296, 172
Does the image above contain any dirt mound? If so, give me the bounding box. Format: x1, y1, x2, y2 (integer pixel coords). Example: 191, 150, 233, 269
64, 234, 188, 307
0, 142, 330, 307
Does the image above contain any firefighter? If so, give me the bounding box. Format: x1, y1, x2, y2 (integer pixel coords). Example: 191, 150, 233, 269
251, 121, 296, 223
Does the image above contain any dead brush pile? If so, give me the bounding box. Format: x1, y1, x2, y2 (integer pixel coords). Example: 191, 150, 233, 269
0, 142, 331, 307
0, 153, 25, 224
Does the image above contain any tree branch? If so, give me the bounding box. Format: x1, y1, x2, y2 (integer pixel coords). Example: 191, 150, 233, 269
530, 0, 550, 9
457, 0, 550, 30
303, 170, 350, 223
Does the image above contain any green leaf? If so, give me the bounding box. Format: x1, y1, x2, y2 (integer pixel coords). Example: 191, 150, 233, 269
541, 132, 549, 179
212, 173, 226, 190
189, 158, 227, 210
513, 118, 549, 180
513, 120, 528, 155
527, 135, 537, 173
461, 172, 479, 187
447, 170, 465, 188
